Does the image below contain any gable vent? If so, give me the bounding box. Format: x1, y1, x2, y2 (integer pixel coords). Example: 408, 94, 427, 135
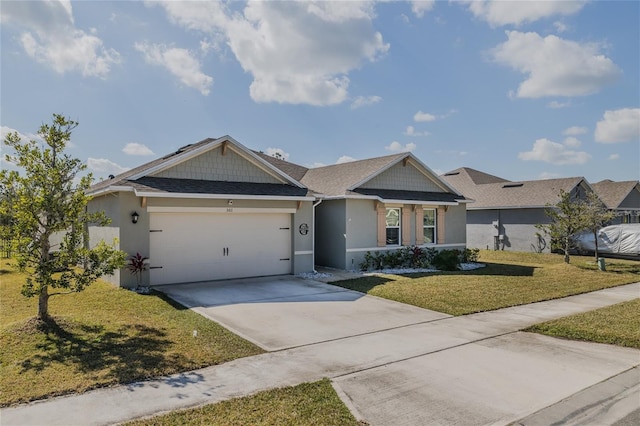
503, 183, 524, 188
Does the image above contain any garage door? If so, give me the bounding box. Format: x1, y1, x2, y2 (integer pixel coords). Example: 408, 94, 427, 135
149, 212, 292, 285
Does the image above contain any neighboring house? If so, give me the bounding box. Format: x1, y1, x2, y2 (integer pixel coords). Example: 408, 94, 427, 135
591, 180, 640, 224
88, 136, 315, 287
294, 154, 469, 270
442, 167, 593, 253
88, 136, 469, 287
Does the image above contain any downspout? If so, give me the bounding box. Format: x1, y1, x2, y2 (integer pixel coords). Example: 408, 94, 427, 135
312, 197, 323, 273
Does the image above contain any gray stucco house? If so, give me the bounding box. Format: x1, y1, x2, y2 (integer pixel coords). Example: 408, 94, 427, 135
88, 136, 469, 287
88, 136, 315, 287
591, 180, 640, 224
442, 167, 594, 253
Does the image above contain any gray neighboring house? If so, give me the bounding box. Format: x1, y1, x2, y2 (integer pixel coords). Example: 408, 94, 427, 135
591, 180, 640, 224
87, 136, 315, 287
442, 167, 593, 253
290, 153, 469, 270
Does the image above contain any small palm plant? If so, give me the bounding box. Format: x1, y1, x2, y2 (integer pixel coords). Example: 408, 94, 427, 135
127, 252, 148, 289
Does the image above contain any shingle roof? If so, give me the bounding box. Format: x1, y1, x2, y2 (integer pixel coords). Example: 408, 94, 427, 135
352, 188, 463, 203
591, 180, 640, 209
252, 151, 309, 182
130, 176, 308, 197
299, 153, 407, 197
443, 167, 508, 185
442, 167, 586, 209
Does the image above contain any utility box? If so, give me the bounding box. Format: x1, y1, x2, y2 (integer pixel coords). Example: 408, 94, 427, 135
597, 258, 606, 271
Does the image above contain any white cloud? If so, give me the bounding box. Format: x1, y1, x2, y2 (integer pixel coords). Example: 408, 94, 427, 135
150, 1, 389, 106
87, 158, 129, 174
336, 155, 356, 164
563, 137, 581, 148
563, 126, 588, 136
123, 143, 155, 156
464, 1, 585, 27
547, 100, 571, 109
1, 126, 30, 143
518, 138, 591, 165
491, 31, 620, 98
265, 147, 290, 161
608, 154, 620, 160
1, 0, 120, 78
350, 95, 382, 109
404, 126, 429, 137
385, 141, 416, 153
594, 108, 640, 143
411, 1, 435, 18
135, 42, 213, 96
414, 111, 437, 122
553, 21, 568, 33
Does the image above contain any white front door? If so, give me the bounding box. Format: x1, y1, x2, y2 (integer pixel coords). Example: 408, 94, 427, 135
149, 212, 292, 285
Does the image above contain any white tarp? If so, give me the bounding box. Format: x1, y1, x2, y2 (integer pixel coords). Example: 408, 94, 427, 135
576, 224, 640, 255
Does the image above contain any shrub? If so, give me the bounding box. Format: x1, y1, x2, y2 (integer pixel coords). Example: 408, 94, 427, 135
432, 249, 460, 271
460, 248, 479, 263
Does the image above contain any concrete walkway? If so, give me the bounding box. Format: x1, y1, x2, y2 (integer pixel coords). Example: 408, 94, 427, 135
2, 282, 639, 426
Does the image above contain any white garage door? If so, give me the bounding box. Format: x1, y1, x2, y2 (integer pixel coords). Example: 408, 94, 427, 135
149, 212, 292, 285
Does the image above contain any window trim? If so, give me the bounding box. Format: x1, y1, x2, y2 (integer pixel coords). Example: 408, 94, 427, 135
385, 207, 401, 246
423, 208, 436, 244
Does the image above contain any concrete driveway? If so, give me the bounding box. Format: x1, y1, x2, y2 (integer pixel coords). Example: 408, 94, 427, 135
157, 275, 449, 351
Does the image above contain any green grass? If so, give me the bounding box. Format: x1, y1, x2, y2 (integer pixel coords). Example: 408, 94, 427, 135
0, 258, 264, 407
333, 251, 639, 316
125, 379, 362, 426
525, 298, 640, 349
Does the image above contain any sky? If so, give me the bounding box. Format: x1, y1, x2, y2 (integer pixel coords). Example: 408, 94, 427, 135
1, 0, 639, 184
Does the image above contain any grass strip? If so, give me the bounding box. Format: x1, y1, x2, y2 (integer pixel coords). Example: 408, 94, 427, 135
125, 379, 362, 426
525, 298, 640, 349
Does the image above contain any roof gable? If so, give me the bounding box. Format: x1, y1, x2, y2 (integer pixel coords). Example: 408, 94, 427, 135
89, 136, 306, 195
591, 180, 640, 209
300, 153, 460, 198
152, 145, 282, 184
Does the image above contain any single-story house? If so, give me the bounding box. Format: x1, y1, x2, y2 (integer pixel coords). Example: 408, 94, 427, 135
87, 136, 315, 287
442, 167, 594, 253
591, 180, 640, 224
88, 136, 469, 287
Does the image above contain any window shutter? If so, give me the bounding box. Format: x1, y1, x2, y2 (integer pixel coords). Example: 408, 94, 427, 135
402, 207, 411, 246
415, 208, 424, 245
377, 203, 386, 247
437, 207, 446, 244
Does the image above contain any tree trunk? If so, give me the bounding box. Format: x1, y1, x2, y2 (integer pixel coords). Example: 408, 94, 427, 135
564, 237, 570, 264
593, 230, 599, 261
38, 285, 50, 321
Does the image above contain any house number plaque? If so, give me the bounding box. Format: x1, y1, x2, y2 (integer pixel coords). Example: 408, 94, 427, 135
299, 223, 309, 235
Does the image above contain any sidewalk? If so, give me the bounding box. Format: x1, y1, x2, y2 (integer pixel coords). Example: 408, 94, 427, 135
2, 282, 639, 426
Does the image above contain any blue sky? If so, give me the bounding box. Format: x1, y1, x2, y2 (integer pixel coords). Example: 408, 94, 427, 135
1, 0, 638, 184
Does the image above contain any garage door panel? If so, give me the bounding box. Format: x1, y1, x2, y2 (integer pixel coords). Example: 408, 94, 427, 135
149, 212, 291, 285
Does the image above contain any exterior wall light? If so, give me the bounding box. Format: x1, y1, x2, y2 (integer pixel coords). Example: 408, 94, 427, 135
131, 211, 139, 224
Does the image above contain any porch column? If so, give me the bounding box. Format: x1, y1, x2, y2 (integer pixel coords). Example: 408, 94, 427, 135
376, 203, 386, 247
437, 207, 446, 244
402, 207, 411, 246
415, 208, 424, 245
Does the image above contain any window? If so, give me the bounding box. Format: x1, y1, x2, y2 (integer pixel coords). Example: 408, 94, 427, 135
423, 209, 436, 244
385, 208, 400, 245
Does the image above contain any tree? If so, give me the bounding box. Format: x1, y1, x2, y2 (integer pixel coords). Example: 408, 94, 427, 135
0, 114, 126, 321
582, 191, 615, 260
538, 189, 588, 264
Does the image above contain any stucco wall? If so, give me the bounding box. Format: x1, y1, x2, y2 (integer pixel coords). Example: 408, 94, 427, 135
444, 204, 467, 246
292, 201, 314, 274
315, 199, 346, 269
467, 208, 551, 253
153, 147, 281, 184
87, 193, 123, 286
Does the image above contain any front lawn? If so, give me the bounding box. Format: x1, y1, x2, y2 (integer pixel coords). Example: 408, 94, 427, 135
525, 298, 640, 349
332, 251, 639, 316
0, 258, 264, 406
125, 379, 362, 426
